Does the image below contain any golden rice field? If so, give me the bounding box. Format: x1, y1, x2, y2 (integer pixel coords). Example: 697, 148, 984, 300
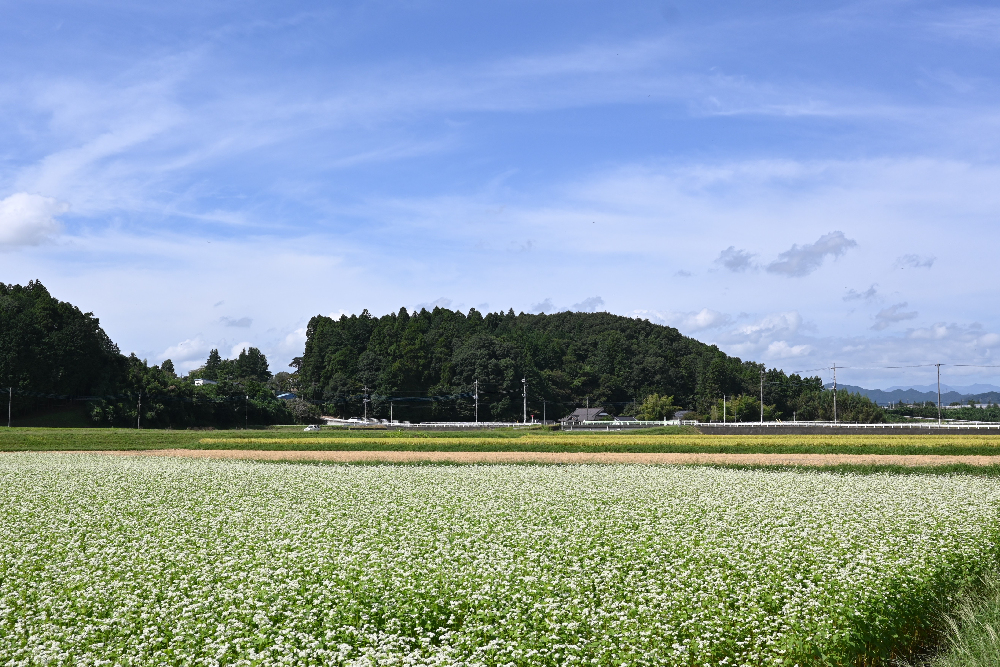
198, 433, 1000, 453
3, 428, 1000, 456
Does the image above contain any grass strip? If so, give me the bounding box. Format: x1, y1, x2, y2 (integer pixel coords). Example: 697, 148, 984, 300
921, 573, 1000, 667
675, 463, 1000, 477
6, 428, 1000, 455
238, 460, 1000, 476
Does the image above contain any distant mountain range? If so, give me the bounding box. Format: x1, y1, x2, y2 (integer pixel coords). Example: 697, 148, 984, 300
884, 383, 1000, 394
827, 383, 1000, 406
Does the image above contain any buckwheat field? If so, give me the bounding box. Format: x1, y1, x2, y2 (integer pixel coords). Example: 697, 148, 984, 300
2, 454, 999, 666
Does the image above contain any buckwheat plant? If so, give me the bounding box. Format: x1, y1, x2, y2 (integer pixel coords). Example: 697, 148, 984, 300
1, 454, 998, 666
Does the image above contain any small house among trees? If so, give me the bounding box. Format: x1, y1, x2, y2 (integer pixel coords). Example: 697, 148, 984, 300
559, 407, 609, 425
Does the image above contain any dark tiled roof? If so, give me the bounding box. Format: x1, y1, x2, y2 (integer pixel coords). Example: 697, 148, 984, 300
560, 407, 608, 422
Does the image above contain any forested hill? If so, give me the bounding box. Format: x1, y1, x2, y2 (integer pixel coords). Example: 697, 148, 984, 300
300, 307, 880, 422
0, 281, 293, 427
0, 282, 884, 425
0, 281, 123, 400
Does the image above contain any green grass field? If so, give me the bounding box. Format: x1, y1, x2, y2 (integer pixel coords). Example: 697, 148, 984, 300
5, 426, 1000, 456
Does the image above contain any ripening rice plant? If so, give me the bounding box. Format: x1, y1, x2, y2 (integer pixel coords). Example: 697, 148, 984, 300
0, 454, 998, 666
198, 433, 1000, 452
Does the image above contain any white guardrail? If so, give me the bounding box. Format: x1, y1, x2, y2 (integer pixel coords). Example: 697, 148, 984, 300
325, 421, 546, 428
322, 418, 1000, 430
696, 421, 1000, 429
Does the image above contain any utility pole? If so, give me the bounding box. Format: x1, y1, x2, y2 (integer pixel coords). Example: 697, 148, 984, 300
137, 393, 141, 430
363, 386, 369, 422
390, 401, 393, 425
759, 368, 765, 424
245, 394, 249, 430
522, 377, 527, 424
474, 379, 479, 424
723, 394, 726, 424
831, 363, 838, 425
936, 363, 943, 425
8, 387, 11, 428
543, 399, 546, 425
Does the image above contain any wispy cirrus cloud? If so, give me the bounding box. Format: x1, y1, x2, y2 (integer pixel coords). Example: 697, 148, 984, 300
929, 7, 1000, 45
894, 254, 935, 269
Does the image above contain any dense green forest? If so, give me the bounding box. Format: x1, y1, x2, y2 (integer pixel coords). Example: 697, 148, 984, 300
299, 307, 886, 423
0, 281, 293, 427
2, 281, 887, 426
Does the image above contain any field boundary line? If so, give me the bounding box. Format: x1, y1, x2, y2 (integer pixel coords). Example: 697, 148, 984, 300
30, 449, 1000, 466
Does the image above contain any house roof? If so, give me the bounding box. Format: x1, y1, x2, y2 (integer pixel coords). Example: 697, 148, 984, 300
560, 407, 608, 422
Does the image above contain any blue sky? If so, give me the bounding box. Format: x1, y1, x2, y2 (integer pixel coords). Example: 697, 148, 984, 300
2, 0, 999, 389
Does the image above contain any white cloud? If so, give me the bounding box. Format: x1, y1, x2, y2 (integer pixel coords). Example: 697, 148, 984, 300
735, 311, 803, 338
978, 333, 1000, 347
571, 296, 604, 312
716, 246, 756, 272
230, 342, 253, 358
873, 303, 918, 331
642, 308, 731, 332
0, 193, 67, 248
415, 297, 452, 311
843, 284, 878, 302
220, 316, 252, 328
530, 298, 556, 313
908, 322, 952, 340
765, 231, 857, 277
765, 341, 812, 359
160, 336, 211, 372
276, 326, 308, 362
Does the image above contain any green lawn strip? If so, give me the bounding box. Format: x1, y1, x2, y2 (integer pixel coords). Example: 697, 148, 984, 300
9, 440, 1000, 455
4, 427, 1000, 456
185, 442, 1000, 455
233, 459, 1000, 476
0, 427, 544, 450
676, 463, 1000, 477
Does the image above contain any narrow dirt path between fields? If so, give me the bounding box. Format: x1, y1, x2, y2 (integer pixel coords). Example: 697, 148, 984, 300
47, 449, 1000, 466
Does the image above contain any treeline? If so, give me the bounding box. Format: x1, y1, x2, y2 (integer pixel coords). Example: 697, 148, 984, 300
299, 307, 886, 423
1, 282, 886, 426
0, 281, 295, 428
89, 349, 295, 429
886, 402, 1000, 423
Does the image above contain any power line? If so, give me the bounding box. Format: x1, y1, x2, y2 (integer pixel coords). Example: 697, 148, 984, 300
831, 363, 837, 425
936, 363, 943, 425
